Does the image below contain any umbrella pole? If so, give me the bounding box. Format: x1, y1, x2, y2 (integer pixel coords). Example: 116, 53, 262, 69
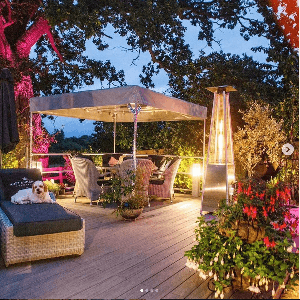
128, 104, 141, 170
113, 113, 116, 154
0, 150, 2, 169
133, 107, 138, 170
30, 112, 33, 168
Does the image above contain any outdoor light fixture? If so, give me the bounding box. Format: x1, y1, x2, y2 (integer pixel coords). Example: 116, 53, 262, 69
192, 163, 202, 177
201, 85, 236, 212
192, 163, 202, 197
31, 161, 43, 174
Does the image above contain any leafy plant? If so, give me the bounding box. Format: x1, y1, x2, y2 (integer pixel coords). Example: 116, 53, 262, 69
1, 151, 21, 169
102, 166, 147, 216
185, 178, 299, 298
233, 102, 286, 178
173, 147, 200, 191
44, 180, 61, 195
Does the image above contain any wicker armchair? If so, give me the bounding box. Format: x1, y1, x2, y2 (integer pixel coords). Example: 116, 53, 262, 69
119, 159, 157, 206
0, 168, 85, 267
148, 158, 181, 201
71, 156, 111, 205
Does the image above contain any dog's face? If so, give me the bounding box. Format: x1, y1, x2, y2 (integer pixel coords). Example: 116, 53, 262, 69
32, 181, 48, 198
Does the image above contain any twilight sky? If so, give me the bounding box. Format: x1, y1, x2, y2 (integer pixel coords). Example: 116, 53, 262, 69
41, 14, 270, 138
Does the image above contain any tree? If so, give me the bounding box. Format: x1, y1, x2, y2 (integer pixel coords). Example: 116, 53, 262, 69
233, 102, 286, 178
0, 0, 125, 166
0, 0, 64, 165
0, 0, 297, 164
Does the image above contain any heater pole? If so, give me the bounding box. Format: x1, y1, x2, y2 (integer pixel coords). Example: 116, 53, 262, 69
223, 90, 229, 204
30, 112, 33, 168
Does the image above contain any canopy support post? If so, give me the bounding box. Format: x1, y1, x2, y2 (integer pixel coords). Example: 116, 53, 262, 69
113, 113, 117, 153
30, 112, 33, 168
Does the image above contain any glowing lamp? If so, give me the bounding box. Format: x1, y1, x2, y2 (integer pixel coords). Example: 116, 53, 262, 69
192, 163, 202, 177
192, 163, 202, 197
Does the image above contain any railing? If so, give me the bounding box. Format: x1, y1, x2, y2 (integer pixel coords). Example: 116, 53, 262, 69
31, 152, 204, 193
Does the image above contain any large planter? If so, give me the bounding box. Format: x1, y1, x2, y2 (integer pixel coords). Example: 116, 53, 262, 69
120, 208, 143, 220
219, 219, 265, 244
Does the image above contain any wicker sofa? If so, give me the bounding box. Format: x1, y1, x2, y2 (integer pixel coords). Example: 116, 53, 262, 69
0, 168, 85, 267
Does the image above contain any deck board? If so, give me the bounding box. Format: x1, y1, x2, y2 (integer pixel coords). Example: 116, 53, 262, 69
0, 194, 255, 299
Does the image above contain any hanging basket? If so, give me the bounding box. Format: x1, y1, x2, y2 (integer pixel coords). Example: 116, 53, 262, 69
219, 218, 265, 244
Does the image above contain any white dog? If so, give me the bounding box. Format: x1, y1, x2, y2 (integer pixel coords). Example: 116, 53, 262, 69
11, 181, 55, 204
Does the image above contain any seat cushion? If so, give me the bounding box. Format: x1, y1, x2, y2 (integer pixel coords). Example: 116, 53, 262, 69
0, 168, 42, 201
102, 154, 123, 167
0, 201, 83, 237
149, 178, 165, 185
148, 155, 166, 169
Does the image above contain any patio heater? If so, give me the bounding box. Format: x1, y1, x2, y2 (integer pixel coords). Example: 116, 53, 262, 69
201, 85, 236, 213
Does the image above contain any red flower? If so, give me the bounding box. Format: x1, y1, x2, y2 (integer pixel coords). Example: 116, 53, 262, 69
263, 206, 268, 218
247, 184, 252, 195
237, 182, 243, 194
251, 206, 257, 219
284, 187, 291, 197
291, 220, 299, 229
264, 236, 276, 248
264, 236, 270, 247
284, 211, 292, 220
243, 206, 249, 215
243, 205, 257, 219
279, 223, 287, 230
270, 196, 275, 206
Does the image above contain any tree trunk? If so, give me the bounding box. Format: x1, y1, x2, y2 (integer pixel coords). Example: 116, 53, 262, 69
0, 2, 62, 167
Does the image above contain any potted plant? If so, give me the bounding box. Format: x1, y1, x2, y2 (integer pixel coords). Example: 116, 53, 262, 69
44, 180, 61, 197
102, 166, 147, 220
185, 178, 299, 299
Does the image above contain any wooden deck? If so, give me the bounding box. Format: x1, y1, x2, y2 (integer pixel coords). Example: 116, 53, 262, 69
0, 194, 267, 299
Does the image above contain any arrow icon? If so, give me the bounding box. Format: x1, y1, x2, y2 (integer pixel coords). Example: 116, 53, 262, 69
140, 289, 143, 292
282, 143, 294, 156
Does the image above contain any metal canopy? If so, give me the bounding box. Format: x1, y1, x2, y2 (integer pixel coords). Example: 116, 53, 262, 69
30, 85, 207, 122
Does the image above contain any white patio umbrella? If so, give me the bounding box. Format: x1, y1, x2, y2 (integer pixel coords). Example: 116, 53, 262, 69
30, 85, 207, 169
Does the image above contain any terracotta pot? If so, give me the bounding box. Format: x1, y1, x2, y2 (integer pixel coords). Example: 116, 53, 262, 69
120, 208, 143, 220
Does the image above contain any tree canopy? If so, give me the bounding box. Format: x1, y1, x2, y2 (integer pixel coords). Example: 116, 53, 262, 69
0, 0, 298, 160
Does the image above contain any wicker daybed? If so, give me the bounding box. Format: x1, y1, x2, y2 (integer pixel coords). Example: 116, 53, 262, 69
0, 168, 85, 267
